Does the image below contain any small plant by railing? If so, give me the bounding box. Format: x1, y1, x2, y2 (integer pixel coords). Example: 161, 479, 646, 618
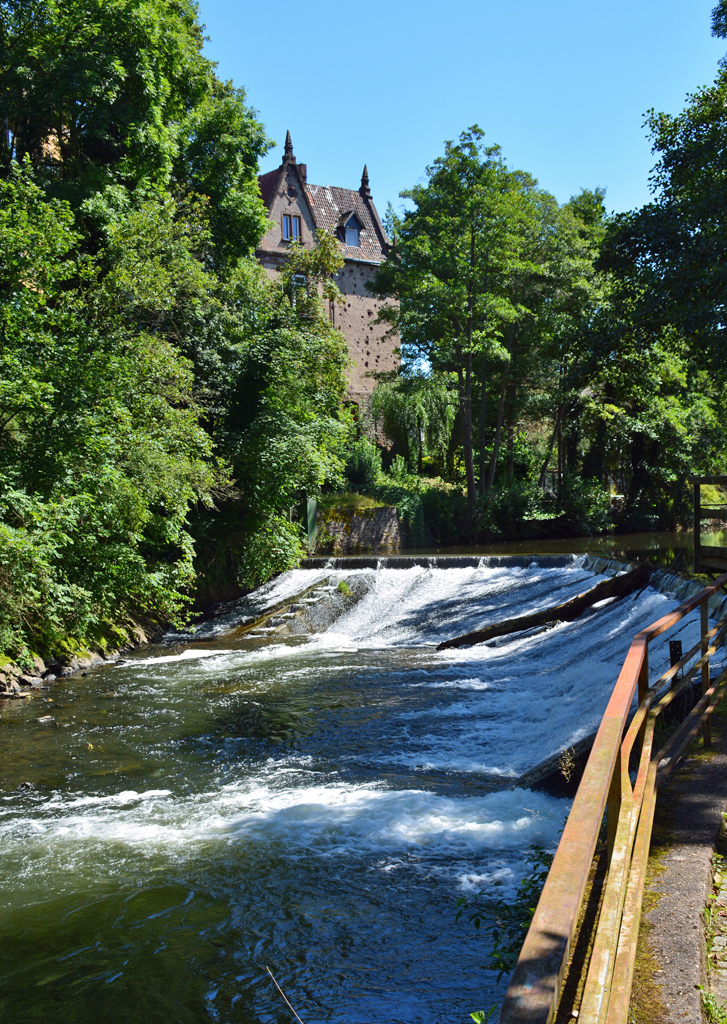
699, 986, 727, 1024
500, 570, 727, 1024
457, 847, 554, 982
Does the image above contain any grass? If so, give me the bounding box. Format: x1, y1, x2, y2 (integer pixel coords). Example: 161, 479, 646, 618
317, 492, 387, 511
700, 987, 727, 1023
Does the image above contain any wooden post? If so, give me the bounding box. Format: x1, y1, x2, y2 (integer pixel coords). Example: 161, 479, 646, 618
702, 600, 712, 748
637, 648, 649, 753
694, 478, 701, 574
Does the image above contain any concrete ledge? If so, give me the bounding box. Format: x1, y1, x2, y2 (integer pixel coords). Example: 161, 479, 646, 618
642, 737, 727, 1022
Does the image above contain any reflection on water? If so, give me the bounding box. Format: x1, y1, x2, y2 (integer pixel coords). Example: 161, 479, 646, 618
407, 529, 727, 571
0, 558, 706, 1023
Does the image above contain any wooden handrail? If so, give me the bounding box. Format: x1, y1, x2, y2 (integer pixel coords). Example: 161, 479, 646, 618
500, 570, 727, 1023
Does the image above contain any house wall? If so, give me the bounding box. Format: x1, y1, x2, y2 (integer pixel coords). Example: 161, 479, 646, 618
255, 154, 400, 411
333, 261, 398, 408
258, 164, 314, 255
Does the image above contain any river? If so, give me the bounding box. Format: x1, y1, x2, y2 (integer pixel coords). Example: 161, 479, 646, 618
0, 554, 711, 1023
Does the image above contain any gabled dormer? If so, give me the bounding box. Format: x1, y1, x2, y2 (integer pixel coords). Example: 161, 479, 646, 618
337, 211, 363, 248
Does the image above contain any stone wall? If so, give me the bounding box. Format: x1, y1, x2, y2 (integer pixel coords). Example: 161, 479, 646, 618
317, 506, 401, 555
256, 253, 399, 409
332, 261, 398, 407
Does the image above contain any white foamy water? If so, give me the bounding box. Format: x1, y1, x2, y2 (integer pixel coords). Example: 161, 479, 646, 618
0, 770, 565, 899
169, 567, 331, 638
131, 562, 700, 778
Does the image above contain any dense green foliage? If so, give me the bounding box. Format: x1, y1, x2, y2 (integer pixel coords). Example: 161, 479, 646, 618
369, 69, 727, 538
0, 0, 268, 267
0, 0, 352, 661
0, 165, 216, 661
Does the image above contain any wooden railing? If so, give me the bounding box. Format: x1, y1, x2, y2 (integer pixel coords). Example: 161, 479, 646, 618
500, 571, 727, 1024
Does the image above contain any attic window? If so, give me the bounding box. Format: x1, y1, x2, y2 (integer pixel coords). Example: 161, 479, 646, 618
344, 214, 361, 247
282, 214, 301, 241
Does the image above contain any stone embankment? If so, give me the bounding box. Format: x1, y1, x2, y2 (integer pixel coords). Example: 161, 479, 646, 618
316, 505, 401, 555
0, 620, 164, 700
0, 651, 113, 700
236, 573, 372, 639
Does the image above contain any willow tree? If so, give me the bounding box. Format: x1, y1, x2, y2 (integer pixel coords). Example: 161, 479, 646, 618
369, 373, 457, 473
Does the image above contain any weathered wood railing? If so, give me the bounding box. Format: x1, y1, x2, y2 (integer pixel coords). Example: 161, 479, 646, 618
500, 570, 727, 1024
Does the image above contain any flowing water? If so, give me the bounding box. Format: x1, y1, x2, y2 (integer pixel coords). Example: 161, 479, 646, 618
0, 559, 710, 1023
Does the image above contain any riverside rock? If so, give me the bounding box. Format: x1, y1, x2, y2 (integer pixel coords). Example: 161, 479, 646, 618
19, 675, 44, 688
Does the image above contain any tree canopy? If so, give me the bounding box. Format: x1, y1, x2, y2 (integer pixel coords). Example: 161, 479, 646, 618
0, 0, 270, 266
0, 0, 353, 662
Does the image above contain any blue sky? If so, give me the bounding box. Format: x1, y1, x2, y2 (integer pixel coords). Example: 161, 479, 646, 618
198, 0, 725, 217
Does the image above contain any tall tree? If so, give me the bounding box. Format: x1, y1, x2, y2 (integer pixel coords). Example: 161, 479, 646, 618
370, 127, 546, 520
600, 37, 727, 371
0, 0, 270, 267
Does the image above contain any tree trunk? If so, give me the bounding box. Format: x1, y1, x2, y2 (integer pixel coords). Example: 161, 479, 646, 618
486, 355, 511, 491
486, 330, 515, 492
457, 350, 476, 524
437, 564, 651, 650
627, 429, 648, 518
538, 404, 565, 488
478, 347, 487, 496
446, 409, 462, 480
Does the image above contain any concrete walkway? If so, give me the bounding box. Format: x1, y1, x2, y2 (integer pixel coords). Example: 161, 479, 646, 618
641, 719, 727, 1022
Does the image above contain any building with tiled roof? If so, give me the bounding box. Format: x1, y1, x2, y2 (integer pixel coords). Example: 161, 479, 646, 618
256, 132, 399, 409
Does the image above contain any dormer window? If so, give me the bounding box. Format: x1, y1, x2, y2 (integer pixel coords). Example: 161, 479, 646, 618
337, 212, 362, 247
282, 214, 301, 241
346, 219, 360, 247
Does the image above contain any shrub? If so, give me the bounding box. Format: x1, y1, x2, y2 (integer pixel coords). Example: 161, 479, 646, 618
558, 476, 612, 535
474, 480, 543, 538
236, 514, 306, 591
344, 438, 382, 489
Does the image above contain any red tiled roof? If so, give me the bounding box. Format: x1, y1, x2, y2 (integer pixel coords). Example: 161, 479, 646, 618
258, 167, 280, 209
304, 183, 388, 263
257, 148, 389, 264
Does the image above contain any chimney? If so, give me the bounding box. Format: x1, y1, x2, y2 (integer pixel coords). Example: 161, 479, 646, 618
298, 163, 307, 183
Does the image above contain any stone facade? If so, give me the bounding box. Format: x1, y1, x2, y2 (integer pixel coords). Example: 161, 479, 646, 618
256, 132, 399, 410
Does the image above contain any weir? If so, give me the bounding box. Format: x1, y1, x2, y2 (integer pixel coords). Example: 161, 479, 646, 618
0, 555, 722, 1023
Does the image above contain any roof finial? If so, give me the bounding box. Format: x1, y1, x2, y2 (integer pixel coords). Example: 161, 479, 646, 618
284, 130, 294, 160
360, 163, 371, 198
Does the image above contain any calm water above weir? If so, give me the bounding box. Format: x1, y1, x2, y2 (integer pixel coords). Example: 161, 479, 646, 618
404, 528, 727, 570
0, 556, 710, 1023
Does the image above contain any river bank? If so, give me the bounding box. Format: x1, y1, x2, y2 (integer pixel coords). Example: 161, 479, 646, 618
0, 618, 167, 700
